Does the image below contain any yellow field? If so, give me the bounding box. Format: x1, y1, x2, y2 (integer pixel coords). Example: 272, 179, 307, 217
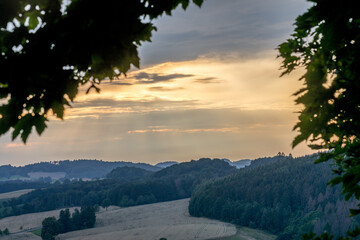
0, 189, 34, 200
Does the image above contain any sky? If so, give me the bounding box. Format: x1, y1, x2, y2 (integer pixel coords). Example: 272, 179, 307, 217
0, 0, 317, 166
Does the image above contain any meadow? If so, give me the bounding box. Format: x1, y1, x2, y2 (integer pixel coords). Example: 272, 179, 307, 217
0, 199, 238, 240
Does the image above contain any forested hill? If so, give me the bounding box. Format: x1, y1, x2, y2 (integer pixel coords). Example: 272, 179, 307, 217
0, 156, 278, 181
0, 159, 160, 179
0, 158, 237, 219
106, 166, 152, 181
189, 155, 360, 239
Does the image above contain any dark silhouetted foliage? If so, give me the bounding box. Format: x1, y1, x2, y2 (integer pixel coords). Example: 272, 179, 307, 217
58, 208, 71, 233
101, 199, 111, 211
0, 0, 203, 143
278, 0, 360, 238
0, 228, 9, 236
278, 0, 360, 217
41, 207, 95, 240
80, 206, 96, 229
41, 217, 59, 240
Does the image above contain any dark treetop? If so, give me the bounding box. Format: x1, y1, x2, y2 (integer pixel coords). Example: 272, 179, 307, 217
278, 0, 360, 238
278, 0, 360, 214
0, 0, 202, 143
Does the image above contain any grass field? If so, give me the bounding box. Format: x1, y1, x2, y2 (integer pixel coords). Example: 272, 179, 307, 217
0, 198, 275, 240
31, 228, 42, 236
0, 207, 77, 233
1, 232, 41, 240
0, 189, 34, 200
59, 199, 237, 240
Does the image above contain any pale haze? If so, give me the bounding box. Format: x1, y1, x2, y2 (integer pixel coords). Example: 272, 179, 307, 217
0, 0, 315, 166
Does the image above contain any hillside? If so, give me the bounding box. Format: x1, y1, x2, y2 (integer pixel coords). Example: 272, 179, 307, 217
153, 158, 237, 179
0, 158, 252, 182
230, 159, 251, 169
106, 166, 151, 181
0, 158, 238, 219
189, 155, 360, 239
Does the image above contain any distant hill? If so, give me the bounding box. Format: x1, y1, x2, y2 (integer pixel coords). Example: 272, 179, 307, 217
0, 160, 161, 180
106, 166, 151, 181
224, 155, 288, 170
189, 154, 359, 239
153, 158, 235, 180
224, 159, 252, 169
155, 161, 178, 168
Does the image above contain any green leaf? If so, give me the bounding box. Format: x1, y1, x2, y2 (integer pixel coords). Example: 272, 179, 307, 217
181, 0, 189, 10
51, 101, 65, 119
29, 16, 39, 29
292, 134, 306, 148
12, 114, 34, 143
192, 0, 203, 7
12, 124, 21, 141
34, 115, 47, 135
21, 124, 32, 143
349, 209, 360, 217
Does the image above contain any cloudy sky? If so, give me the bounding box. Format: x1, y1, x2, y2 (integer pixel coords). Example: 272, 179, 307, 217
0, 0, 316, 166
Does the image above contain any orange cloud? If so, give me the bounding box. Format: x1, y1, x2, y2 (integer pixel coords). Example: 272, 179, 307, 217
127, 127, 241, 134
6, 143, 25, 148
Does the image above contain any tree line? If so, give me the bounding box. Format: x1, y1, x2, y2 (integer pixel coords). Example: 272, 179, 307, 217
0, 228, 10, 237
0, 180, 52, 194
41, 206, 96, 240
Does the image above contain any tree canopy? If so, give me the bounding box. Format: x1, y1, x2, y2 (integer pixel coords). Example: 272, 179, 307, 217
278, 0, 360, 238
189, 155, 360, 239
0, 0, 203, 143
41, 207, 96, 240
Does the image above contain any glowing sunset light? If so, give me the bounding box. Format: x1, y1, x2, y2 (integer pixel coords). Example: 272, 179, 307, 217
0, 0, 315, 166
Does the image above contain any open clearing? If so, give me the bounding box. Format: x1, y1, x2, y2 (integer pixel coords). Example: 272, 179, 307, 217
0, 189, 34, 200
60, 199, 237, 240
0, 199, 237, 240
0, 207, 78, 234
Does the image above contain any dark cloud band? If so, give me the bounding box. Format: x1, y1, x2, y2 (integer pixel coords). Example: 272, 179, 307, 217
133, 72, 194, 84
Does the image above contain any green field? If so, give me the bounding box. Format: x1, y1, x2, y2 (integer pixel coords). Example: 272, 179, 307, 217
31, 228, 42, 237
